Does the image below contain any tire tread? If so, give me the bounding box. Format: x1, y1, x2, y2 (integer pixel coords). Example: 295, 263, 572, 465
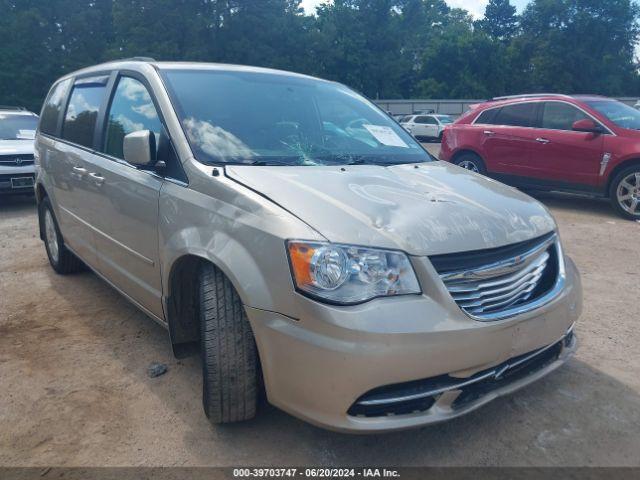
200, 263, 257, 423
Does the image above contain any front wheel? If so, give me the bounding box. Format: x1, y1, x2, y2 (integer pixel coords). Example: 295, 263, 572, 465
610, 166, 640, 220
453, 152, 487, 175
199, 263, 258, 424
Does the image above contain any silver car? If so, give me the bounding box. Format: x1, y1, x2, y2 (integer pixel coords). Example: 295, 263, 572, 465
35, 59, 582, 433
0, 107, 38, 195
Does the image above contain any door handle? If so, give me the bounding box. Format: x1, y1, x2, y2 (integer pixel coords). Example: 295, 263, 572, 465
483, 130, 495, 135
70, 166, 87, 179
88, 172, 105, 187
536, 137, 550, 144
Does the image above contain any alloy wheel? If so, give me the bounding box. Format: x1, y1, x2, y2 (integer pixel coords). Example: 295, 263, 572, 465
616, 172, 640, 216
458, 160, 479, 173
44, 209, 59, 263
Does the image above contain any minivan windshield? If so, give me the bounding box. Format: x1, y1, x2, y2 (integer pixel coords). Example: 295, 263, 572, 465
161, 69, 431, 166
0, 114, 38, 140
585, 100, 640, 130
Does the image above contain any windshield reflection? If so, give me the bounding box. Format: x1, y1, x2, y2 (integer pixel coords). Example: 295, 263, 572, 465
163, 69, 432, 166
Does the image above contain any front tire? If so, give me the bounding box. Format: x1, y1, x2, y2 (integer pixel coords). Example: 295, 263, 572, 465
453, 152, 487, 175
199, 263, 258, 424
609, 166, 640, 220
39, 197, 84, 274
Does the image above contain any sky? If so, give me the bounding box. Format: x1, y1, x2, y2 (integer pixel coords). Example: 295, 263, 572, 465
300, 0, 530, 18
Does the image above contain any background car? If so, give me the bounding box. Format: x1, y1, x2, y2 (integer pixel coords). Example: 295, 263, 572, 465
440, 94, 640, 220
0, 106, 38, 195
400, 113, 453, 141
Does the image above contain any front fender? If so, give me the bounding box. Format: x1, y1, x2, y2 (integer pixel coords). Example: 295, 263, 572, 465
158, 170, 325, 316
161, 228, 278, 309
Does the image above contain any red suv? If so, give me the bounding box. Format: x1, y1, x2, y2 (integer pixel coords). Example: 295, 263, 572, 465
440, 94, 640, 219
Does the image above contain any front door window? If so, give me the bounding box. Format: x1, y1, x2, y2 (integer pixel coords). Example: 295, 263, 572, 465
103, 76, 162, 160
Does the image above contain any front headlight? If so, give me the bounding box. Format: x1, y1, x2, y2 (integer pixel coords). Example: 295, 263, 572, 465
286, 241, 421, 305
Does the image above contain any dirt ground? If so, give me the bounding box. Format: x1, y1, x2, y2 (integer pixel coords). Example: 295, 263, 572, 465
1, 152, 640, 466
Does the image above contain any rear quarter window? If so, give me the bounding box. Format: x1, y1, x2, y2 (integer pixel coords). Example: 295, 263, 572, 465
474, 108, 499, 125
493, 103, 537, 127
62, 79, 108, 148
40, 78, 72, 135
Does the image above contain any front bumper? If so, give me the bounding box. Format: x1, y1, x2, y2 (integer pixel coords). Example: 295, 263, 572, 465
0, 165, 35, 194
246, 256, 582, 433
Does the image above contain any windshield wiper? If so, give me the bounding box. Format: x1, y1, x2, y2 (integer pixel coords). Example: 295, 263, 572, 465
341, 156, 426, 166
344, 157, 366, 165
246, 158, 300, 166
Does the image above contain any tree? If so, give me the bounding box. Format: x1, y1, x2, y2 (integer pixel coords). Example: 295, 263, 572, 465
0, 0, 113, 111
108, 0, 209, 60
517, 0, 640, 94
476, 0, 519, 41
1, 0, 640, 111
213, 0, 314, 72
313, 0, 406, 98
417, 14, 512, 98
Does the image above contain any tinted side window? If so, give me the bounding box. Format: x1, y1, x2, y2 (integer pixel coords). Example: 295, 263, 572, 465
415, 116, 434, 124
40, 79, 71, 135
62, 81, 107, 148
494, 103, 536, 127
475, 108, 499, 125
103, 77, 162, 159
541, 102, 589, 131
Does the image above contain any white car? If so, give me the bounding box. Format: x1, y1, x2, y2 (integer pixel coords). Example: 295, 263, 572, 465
0, 107, 38, 195
400, 114, 454, 141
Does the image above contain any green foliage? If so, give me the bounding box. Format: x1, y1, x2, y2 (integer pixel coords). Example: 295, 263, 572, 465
1, 0, 640, 111
476, 0, 519, 40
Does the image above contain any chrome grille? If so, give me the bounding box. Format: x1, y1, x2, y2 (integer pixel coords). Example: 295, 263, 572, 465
432, 233, 563, 321
0, 154, 34, 166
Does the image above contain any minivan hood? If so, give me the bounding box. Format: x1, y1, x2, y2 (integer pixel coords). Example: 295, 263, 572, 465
0, 139, 35, 155
226, 162, 556, 256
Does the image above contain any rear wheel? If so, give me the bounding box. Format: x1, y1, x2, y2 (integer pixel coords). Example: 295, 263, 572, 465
39, 197, 84, 274
453, 152, 486, 175
199, 263, 258, 424
610, 166, 640, 220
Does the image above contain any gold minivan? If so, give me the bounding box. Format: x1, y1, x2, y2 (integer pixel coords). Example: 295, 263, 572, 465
35, 59, 582, 432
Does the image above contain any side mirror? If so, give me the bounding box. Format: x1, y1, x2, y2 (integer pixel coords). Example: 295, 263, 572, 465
572, 119, 603, 134
123, 130, 156, 166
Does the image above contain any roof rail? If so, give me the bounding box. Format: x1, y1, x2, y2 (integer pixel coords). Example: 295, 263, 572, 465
119, 56, 156, 62
0, 105, 27, 111
491, 93, 572, 101
99, 57, 156, 65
